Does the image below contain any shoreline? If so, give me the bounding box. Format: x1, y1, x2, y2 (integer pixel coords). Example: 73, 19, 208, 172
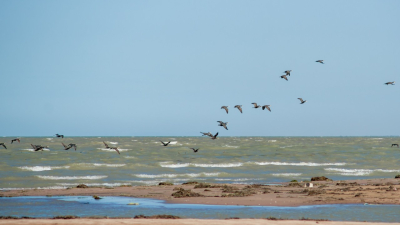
2, 178, 399, 207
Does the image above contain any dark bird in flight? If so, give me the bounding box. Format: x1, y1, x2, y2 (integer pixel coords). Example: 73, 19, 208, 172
160, 141, 171, 146
234, 105, 243, 113
62, 143, 77, 151
316, 60, 324, 64
11, 138, 20, 144
221, 106, 229, 114
251, 103, 261, 108
298, 98, 307, 104
31, 144, 48, 152
392, 144, 399, 147
0, 143, 7, 149
200, 132, 213, 137
280, 75, 289, 81
284, 70, 292, 76
385, 81, 395, 85
103, 141, 120, 154
217, 121, 228, 130
62, 143, 72, 150
262, 105, 271, 112
190, 148, 199, 153
55, 134, 64, 138
210, 132, 219, 140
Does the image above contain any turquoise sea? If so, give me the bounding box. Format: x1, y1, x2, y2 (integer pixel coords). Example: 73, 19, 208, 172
1, 137, 400, 189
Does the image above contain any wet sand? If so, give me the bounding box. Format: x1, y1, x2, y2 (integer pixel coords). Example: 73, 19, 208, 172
1, 219, 399, 225
2, 178, 400, 206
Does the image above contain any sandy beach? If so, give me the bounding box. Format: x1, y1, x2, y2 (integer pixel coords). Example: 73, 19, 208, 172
3, 178, 399, 207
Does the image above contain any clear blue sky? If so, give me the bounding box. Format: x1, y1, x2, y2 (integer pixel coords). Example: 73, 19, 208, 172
1, 1, 399, 136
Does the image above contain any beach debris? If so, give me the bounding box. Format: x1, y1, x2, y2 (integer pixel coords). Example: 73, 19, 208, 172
386, 186, 397, 191
234, 105, 243, 113
221, 186, 256, 197
92, 195, 102, 200
182, 181, 199, 185
158, 182, 173, 186
385, 81, 395, 85
0, 143, 7, 149
251, 102, 261, 108
171, 188, 204, 198
102, 141, 120, 154
280, 75, 289, 81
127, 202, 139, 205
316, 60, 324, 64
194, 183, 223, 189
298, 98, 307, 104
304, 183, 314, 188
391, 144, 399, 147
311, 176, 332, 181
160, 141, 171, 146
76, 184, 89, 188
217, 121, 228, 130
307, 189, 326, 196
290, 180, 298, 182
11, 138, 20, 144
395, 175, 400, 179
134, 214, 180, 219
55, 134, 64, 138
53, 215, 79, 219
221, 106, 229, 114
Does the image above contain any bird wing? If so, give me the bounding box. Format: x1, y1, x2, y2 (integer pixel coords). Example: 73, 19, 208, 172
73, 145, 77, 151
1, 143, 6, 149
281, 75, 288, 81
103, 141, 109, 148
251, 103, 257, 107
160, 141, 166, 145
11, 140, 14, 144
217, 121, 223, 125
265, 105, 271, 112
214, 132, 219, 137
224, 107, 228, 114
17, 139, 20, 143
298, 98, 303, 102
114, 148, 120, 154
238, 107, 242, 113
223, 124, 228, 130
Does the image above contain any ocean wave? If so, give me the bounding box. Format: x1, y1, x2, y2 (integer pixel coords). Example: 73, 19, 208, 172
325, 168, 400, 176
56, 182, 131, 187
271, 173, 302, 177
109, 142, 118, 144
36, 175, 107, 180
159, 162, 243, 168
97, 148, 129, 152
22, 148, 50, 152
254, 162, 346, 166
134, 172, 220, 178
93, 163, 126, 167
18, 166, 70, 171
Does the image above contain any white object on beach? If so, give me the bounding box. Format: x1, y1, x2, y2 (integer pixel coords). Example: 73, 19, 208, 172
304, 183, 313, 188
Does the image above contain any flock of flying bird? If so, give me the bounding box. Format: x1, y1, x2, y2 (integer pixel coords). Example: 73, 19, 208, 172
0, 60, 397, 153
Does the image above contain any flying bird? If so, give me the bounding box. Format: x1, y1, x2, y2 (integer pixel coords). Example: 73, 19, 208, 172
0, 143, 7, 149
103, 141, 120, 154
11, 138, 20, 144
210, 132, 219, 140
262, 105, 271, 112
298, 98, 307, 104
217, 121, 228, 130
200, 132, 213, 137
221, 106, 229, 114
160, 141, 171, 146
55, 134, 64, 138
234, 105, 243, 113
62, 143, 72, 150
392, 144, 399, 148
31, 144, 48, 152
316, 60, 324, 64
284, 70, 292, 76
280, 75, 289, 81
190, 148, 199, 153
385, 81, 395, 85
69, 144, 77, 151
251, 103, 261, 108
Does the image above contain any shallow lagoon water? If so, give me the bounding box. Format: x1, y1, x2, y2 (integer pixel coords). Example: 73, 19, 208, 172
0, 196, 400, 222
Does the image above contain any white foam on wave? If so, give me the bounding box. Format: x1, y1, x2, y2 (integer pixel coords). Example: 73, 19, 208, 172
46, 138, 53, 141
93, 163, 126, 167
109, 142, 118, 144
124, 156, 135, 159
160, 162, 243, 168
19, 166, 70, 171
36, 175, 107, 180
325, 168, 400, 176
56, 182, 131, 187
272, 173, 302, 177
134, 172, 220, 178
223, 145, 239, 148
268, 140, 277, 143
22, 148, 50, 152
254, 162, 346, 166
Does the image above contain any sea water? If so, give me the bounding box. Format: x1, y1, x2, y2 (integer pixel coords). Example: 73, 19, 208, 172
0, 137, 400, 189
